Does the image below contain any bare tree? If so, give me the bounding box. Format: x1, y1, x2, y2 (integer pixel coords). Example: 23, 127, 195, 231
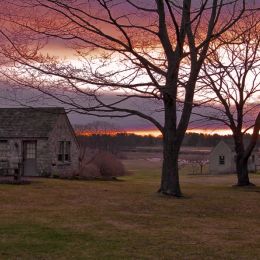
197, 15, 260, 186
0, 0, 253, 196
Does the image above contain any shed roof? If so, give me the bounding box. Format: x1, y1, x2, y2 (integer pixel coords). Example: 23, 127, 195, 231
0, 107, 65, 138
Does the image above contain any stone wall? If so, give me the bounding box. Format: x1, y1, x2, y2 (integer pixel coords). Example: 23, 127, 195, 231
37, 139, 52, 175
0, 139, 22, 174
0, 138, 50, 176
48, 114, 80, 175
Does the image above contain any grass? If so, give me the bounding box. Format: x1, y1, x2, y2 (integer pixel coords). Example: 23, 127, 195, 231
0, 159, 260, 259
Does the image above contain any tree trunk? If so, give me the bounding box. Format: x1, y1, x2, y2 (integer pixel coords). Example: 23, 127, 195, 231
236, 156, 254, 186
233, 132, 255, 187
158, 128, 182, 197
200, 164, 203, 175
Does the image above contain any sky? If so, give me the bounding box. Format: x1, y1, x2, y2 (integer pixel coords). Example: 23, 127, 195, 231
0, 0, 259, 136
0, 82, 238, 136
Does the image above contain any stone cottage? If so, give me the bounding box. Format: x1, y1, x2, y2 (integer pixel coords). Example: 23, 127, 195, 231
0, 107, 79, 176
209, 140, 260, 174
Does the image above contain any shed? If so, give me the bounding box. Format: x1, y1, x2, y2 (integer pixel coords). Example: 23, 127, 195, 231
0, 107, 79, 176
209, 140, 259, 174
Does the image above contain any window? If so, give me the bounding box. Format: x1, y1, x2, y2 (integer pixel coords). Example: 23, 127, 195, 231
58, 141, 64, 162
58, 141, 71, 162
0, 140, 9, 157
0, 160, 9, 175
252, 155, 255, 163
25, 142, 36, 159
64, 142, 71, 161
219, 155, 225, 165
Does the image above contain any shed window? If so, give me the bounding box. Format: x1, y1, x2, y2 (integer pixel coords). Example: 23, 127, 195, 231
58, 141, 71, 162
219, 155, 225, 165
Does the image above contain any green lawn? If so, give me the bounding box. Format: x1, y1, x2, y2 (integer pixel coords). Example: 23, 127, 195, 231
0, 160, 260, 259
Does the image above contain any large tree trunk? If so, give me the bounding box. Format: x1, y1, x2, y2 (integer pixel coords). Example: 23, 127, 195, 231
235, 113, 260, 186
233, 131, 255, 186
159, 135, 182, 196
158, 100, 182, 197
236, 156, 249, 185
236, 155, 254, 186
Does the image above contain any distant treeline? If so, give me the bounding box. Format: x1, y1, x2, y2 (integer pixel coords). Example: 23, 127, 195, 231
77, 132, 259, 151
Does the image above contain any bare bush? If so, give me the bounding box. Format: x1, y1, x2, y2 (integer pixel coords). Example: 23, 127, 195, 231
58, 172, 74, 179
78, 163, 100, 179
78, 150, 128, 179
92, 151, 127, 178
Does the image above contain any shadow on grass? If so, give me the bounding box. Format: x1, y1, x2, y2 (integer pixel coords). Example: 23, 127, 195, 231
156, 191, 192, 200
231, 184, 260, 193
58, 176, 126, 182
0, 179, 31, 185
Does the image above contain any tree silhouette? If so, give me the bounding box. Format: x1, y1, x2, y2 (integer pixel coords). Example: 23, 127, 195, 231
197, 15, 260, 185
0, 0, 254, 196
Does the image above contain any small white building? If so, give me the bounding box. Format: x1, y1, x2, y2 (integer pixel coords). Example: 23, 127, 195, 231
209, 140, 260, 174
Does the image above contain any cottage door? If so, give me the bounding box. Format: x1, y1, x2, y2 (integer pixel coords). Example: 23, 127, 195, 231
23, 141, 37, 176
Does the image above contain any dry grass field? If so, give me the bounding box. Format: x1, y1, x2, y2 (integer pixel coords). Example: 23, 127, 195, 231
0, 158, 260, 259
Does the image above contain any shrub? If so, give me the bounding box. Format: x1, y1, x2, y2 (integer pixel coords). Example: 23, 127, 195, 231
40, 170, 51, 178
79, 150, 128, 179
78, 163, 100, 179
52, 173, 59, 179
92, 151, 128, 178
59, 172, 74, 179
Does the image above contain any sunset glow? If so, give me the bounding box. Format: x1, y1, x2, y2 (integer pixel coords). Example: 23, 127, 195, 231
75, 128, 241, 137
127, 128, 235, 136
1, 1, 259, 138
187, 128, 233, 136
127, 128, 255, 137
126, 129, 162, 137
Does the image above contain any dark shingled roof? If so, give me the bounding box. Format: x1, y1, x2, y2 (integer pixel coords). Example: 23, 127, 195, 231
0, 107, 65, 138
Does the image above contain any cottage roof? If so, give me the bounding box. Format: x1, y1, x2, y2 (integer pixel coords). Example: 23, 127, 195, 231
0, 107, 65, 138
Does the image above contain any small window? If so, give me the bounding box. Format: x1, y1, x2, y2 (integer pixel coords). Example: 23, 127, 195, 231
0, 160, 9, 175
0, 140, 9, 157
252, 155, 255, 163
0, 140, 8, 149
57, 141, 71, 163
219, 155, 225, 165
25, 142, 36, 159
64, 142, 71, 162
58, 141, 64, 162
